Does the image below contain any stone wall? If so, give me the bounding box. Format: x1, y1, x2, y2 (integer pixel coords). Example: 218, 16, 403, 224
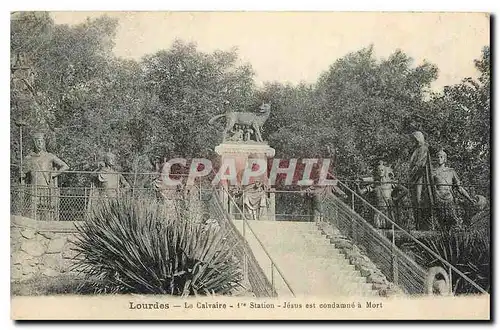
11, 216, 83, 282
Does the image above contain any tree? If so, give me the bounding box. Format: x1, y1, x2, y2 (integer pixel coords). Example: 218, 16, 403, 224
141, 40, 257, 160
425, 46, 490, 195
266, 46, 439, 180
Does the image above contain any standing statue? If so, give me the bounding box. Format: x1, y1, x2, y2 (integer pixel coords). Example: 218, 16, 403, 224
91, 152, 130, 198
357, 161, 408, 229
242, 180, 269, 220
21, 132, 70, 221
408, 131, 434, 230
208, 103, 271, 143
304, 181, 348, 223
152, 159, 184, 216
432, 149, 478, 230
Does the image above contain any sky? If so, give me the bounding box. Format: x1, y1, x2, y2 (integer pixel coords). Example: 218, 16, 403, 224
51, 11, 490, 90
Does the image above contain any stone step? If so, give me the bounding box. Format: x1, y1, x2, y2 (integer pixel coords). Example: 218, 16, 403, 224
273, 255, 351, 267
231, 219, 378, 297
267, 249, 347, 260
247, 228, 325, 236
237, 220, 316, 226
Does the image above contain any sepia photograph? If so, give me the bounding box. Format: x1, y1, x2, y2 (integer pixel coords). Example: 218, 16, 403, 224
9, 10, 491, 320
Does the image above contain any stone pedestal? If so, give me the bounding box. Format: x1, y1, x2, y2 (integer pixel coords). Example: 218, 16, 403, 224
214, 142, 276, 221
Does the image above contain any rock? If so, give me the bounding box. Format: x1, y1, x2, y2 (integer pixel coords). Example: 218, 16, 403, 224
21, 272, 36, 281
349, 257, 360, 266
21, 240, 46, 257
367, 273, 387, 284
334, 240, 353, 249
11, 250, 33, 265
11, 265, 22, 280
42, 268, 59, 277
345, 249, 362, 259
360, 268, 374, 277
11, 241, 22, 252
46, 237, 67, 254
41, 254, 63, 270
35, 233, 50, 244
39, 231, 55, 239
10, 227, 22, 240
59, 259, 76, 273
21, 228, 37, 239
21, 263, 38, 275
372, 283, 388, 290
62, 243, 80, 259
358, 259, 373, 269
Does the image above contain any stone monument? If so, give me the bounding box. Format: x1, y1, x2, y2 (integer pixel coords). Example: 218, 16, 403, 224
210, 103, 276, 220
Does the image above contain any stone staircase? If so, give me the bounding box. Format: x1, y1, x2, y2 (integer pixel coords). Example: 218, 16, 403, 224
233, 220, 379, 297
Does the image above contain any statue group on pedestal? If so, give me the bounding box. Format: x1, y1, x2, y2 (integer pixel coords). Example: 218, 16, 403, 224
209, 102, 271, 143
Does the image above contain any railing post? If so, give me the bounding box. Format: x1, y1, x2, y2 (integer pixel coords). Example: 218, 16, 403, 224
198, 180, 201, 201
334, 202, 338, 227
84, 187, 88, 222
351, 211, 357, 244
242, 213, 246, 239
243, 253, 248, 285
449, 266, 453, 295
33, 172, 37, 221
271, 261, 275, 296
391, 223, 399, 285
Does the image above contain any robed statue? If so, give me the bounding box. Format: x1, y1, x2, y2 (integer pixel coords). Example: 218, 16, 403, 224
408, 131, 434, 230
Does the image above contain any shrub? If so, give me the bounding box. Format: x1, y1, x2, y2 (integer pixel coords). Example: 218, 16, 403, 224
73, 198, 243, 295
413, 226, 490, 295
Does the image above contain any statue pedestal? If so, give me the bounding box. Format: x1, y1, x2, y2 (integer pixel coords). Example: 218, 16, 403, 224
214, 142, 276, 221
214, 142, 276, 159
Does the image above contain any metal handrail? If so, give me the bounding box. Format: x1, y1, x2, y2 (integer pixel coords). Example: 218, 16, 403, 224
336, 178, 488, 189
220, 185, 296, 297
208, 188, 275, 297
335, 178, 488, 294
19, 170, 192, 176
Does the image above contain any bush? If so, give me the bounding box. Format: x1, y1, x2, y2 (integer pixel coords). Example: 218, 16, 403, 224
413, 226, 490, 295
73, 198, 243, 295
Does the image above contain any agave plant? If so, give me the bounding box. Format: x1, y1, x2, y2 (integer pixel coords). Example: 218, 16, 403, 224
72, 198, 243, 295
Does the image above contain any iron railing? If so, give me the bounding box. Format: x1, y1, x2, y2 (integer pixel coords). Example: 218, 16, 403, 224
205, 187, 278, 297
340, 178, 489, 232
11, 170, 204, 221
320, 179, 488, 295
219, 185, 296, 297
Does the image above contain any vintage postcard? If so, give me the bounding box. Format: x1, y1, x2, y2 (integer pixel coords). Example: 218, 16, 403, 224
10, 11, 490, 320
